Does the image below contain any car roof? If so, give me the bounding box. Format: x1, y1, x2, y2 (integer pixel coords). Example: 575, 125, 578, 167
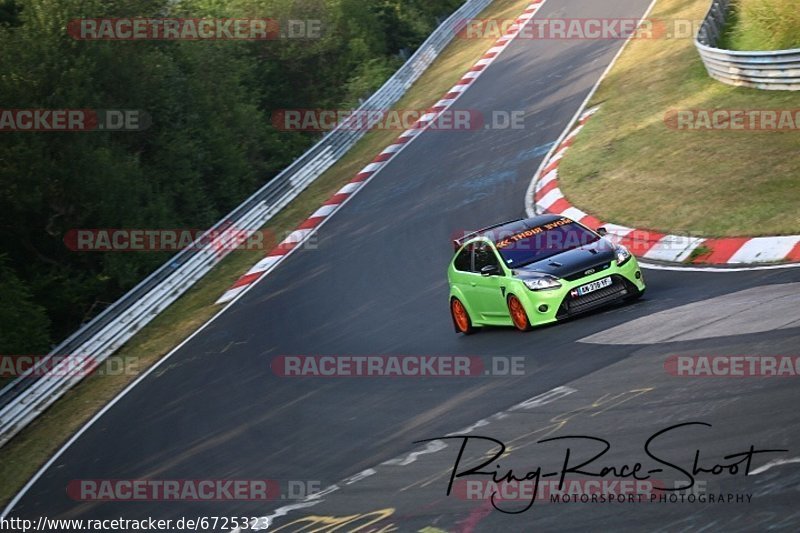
453, 214, 570, 250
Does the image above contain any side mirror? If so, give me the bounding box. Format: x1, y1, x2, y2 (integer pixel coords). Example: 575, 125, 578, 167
596, 226, 608, 236
480, 264, 499, 276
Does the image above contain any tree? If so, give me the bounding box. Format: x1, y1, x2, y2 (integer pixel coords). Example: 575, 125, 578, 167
0, 254, 52, 354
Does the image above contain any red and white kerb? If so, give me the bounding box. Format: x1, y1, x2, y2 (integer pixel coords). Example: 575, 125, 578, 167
532, 107, 800, 265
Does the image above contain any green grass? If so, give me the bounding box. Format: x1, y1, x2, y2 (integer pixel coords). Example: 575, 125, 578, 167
557, 0, 800, 238
721, 0, 800, 51
687, 244, 712, 262
0, 0, 538, 508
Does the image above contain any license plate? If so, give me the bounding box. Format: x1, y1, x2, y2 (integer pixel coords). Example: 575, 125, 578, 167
576, 276, 612, 296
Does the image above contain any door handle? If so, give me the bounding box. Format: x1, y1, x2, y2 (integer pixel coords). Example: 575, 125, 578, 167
470, 282, 477, 287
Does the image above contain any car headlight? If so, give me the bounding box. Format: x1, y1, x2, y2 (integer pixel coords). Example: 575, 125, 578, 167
615, 245, 632, 266
523, 275, 562, 291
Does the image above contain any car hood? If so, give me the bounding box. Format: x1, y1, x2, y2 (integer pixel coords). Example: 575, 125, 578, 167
511, 239, 616, 280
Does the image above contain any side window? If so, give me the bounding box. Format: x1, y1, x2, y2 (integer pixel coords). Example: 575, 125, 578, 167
473, 242, 500, 273
453, 244, 474, 272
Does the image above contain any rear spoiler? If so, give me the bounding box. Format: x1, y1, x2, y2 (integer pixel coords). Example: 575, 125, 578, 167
452, 219, 522, 251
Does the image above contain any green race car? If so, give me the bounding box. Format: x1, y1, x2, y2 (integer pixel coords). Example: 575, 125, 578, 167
448, 215, 645, 333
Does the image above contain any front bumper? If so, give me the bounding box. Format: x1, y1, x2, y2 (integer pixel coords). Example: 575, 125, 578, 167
518, 257, 645, 326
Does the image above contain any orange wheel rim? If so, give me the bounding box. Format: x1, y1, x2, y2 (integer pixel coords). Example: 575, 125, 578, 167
509, 297, 527, 330
452, 300, 469, 332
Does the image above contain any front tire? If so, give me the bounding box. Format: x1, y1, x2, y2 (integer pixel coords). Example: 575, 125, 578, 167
450, 298, 475, 335
507, 295, 533, 332
625, 285, 646, 301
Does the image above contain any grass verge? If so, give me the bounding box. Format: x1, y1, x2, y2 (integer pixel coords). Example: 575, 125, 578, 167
557, 0, 800, 238
720, 0, 800, 51
0, 0, 536, 508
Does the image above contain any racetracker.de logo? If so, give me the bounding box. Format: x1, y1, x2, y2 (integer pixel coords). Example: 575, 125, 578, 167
271, 109, 525, 132
456, 18, 700, 40
271, 355, 525, 377
67, 18, 282, 40
664, 109, 800, 131
0, 355, 138, 378
665, 355, 800, 377
0, 109, 148, 132
453, 478, 665, 503
67, 480, 281, 501
63, 228, 280, 252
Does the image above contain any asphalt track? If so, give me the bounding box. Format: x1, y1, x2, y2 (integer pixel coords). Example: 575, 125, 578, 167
6, 0, 799, 531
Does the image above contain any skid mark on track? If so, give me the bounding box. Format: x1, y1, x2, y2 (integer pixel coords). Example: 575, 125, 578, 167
446, 141, 556, 210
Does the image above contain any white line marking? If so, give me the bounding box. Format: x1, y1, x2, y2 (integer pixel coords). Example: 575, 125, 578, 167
508, 386, 577, 411
344, 468, 377, 485
447, 418, 490, 436
309, 484, 340, 499
247, 501, 321, 531
382, 439, 448, 467
749, 457, 800, 475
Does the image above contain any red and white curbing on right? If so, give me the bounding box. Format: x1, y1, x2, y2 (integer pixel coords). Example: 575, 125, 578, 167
529, 107, 800, 266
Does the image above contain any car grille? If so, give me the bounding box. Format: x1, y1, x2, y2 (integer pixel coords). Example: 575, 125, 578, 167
562, 261, 612, 282
557, 275, 629, 319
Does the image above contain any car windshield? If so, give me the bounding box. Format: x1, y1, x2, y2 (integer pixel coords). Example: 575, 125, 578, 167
494, 219, 600, 267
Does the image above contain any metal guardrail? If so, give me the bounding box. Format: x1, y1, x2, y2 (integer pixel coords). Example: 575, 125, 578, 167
0, 0, 493, 448
695, 0, 800, 90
